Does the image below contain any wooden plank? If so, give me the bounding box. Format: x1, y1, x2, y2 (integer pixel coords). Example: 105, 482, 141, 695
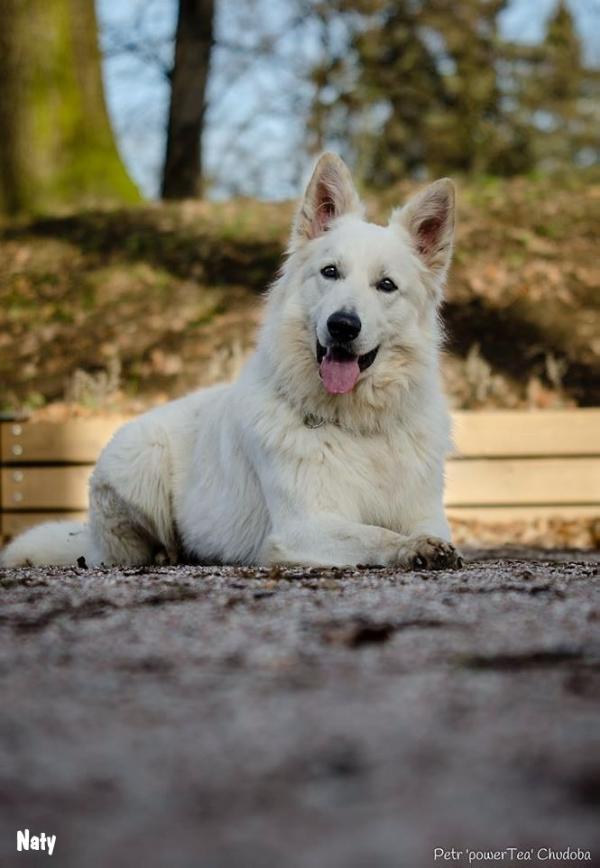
447, 505, 600, 522
1, 466, 92, 510
1, 413, 599, 515
1, 417, 126, 464
2, 459, 599, 512
445, 457, 600, 507
1, 511, 87, 541
1, 409, 598, 465
452, 409, 600, 458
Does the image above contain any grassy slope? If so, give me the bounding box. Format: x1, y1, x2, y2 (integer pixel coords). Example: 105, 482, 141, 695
0, 172, 598, 416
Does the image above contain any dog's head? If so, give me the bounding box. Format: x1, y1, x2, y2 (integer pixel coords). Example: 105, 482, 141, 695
262, 153, 455, 422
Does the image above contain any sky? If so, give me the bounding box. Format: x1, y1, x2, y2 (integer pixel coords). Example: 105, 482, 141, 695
97, 0, 600, 201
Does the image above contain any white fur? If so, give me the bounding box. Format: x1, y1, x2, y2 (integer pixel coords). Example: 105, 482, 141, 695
1, 521, 91, 568
1, 154, 460, 570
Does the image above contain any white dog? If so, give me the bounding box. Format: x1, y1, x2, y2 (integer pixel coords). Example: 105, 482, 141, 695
2, 153, 462, 570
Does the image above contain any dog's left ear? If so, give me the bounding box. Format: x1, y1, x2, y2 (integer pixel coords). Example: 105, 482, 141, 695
392, 178, 456, 288
291, 153, 362, 247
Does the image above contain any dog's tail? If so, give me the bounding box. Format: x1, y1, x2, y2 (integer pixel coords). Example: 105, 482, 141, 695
0, 521, 92, 568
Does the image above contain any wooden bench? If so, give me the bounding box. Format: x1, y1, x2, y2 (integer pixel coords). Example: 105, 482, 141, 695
1, 410, 599, 545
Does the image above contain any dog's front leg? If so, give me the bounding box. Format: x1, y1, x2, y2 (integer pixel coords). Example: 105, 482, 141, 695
262, 515, 460, 569
263, 514, 404, 568
251, 437, 460, 569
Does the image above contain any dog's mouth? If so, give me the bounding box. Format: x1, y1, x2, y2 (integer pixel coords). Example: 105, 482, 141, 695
316, 340, 379, 395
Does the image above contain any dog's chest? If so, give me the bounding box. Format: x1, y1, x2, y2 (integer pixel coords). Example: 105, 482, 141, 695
305, 426, 432, 530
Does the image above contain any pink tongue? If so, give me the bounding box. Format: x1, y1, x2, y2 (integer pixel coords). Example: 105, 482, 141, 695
320, 355, 360, 395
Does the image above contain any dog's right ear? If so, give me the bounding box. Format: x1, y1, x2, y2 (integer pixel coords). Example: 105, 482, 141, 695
291, 153, 362, 247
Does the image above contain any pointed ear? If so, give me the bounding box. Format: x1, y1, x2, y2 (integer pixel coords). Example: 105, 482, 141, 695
393, 178, 456, 282
292, 153, 362, 246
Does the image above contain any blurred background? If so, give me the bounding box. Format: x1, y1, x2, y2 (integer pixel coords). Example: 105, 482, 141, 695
0, 0, 598, 546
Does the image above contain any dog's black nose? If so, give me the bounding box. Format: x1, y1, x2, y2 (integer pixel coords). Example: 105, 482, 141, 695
327, 310, 361, 343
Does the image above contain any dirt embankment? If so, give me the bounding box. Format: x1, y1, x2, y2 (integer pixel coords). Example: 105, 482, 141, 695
1, 173, 598, 416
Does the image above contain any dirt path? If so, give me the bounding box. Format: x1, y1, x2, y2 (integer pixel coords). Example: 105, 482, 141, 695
1, 551, 599, 867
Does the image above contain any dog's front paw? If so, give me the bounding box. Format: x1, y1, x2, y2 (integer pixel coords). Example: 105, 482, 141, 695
398, 536, 463, 571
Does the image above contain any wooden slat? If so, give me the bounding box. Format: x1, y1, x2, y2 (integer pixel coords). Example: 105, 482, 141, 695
445, 457, 600, 507
452, 409, 600, 458
1, 413, 599, 520
1, 511, 87, 541
1, 409, 598, 465
3, 460, 598, 513
447, 505, 600, 522
1, 467, 92, 510
1, 417, 126, 464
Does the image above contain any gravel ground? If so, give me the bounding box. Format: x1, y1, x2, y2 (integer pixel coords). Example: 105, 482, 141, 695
0, 550, 599, 868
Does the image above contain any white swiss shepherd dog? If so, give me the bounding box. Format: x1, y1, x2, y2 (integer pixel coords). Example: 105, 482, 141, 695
2, 153, 463, 571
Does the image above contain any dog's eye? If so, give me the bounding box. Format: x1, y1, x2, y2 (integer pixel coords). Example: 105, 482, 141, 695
320, 265, 340, 280
376, 277, 398, 293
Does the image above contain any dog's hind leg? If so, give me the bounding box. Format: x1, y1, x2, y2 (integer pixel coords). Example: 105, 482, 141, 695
87, 426, 181, 567
88, 481, 162, 567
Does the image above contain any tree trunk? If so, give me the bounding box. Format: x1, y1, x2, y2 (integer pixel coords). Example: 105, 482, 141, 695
0, 0, 139, 215
161, 0, 215, 200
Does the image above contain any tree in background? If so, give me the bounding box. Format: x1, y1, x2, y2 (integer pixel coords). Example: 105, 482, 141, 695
307, 0, 447, 184
96, 0, 598, 198
307, 0, 597, 187
527, 0, 599, 169
162, 0, 215, 198
0, 0, 139, 215
418, 0, 517, 176
354, 0, 452, 185
308, 0, 515, 186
